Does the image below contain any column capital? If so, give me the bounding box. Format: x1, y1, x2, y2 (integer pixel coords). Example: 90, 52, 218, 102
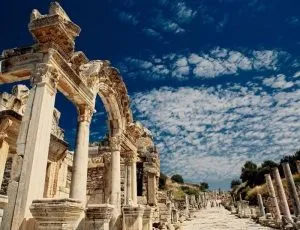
77, 105, 94, 123
109, 136, 122, 151
31, 63, 59, 94
122, 150, 137, 164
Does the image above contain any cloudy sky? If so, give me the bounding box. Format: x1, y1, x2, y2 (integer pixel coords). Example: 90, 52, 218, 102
1, 0, 300, 189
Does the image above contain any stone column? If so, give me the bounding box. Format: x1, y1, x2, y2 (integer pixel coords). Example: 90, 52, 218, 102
265, 174, 281, 222
109, 136, 122, 230
185, 194, 189, 215
11, 63, 59, 229
0, 118, 12, 189
257, 193, 265, 217
131, 156, 138, 205
145, 163, 157, 206
272, 167, 293, 223
282, 162, 300, 216
70, 105, 93, 203
124, 156, 132, 205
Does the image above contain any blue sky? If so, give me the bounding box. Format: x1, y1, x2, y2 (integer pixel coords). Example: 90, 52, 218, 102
1, 0, 300, 189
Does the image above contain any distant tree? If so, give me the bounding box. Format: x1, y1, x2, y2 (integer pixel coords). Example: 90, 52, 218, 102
159, 172, 167, 189
254, 160, 278, 185
181, 186, 199, 195
280, 152, 299, 175
230, 179, 241, 189
171, 174, 184, 184
200, 182, 209, 190
240, 161, 258, 187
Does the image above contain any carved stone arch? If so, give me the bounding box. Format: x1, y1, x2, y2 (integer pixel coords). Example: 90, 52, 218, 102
79, 60, 134, 137
97, 89, 124, 136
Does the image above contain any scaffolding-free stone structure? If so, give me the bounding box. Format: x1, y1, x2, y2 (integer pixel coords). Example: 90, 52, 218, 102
0, 2, 165, 230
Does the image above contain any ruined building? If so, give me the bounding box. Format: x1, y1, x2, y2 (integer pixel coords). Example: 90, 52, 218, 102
0, 2, 165, 230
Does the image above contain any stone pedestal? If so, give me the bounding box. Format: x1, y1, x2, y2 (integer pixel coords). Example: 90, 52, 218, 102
85, 204, 114, 230
0, 195, 8, 227
123, 205, 145, 230
142, 206, 153, 230
29, 198, 84, 230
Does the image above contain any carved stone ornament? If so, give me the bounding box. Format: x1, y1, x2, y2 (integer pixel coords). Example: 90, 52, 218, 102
31, 63, 59, 92
0, 85, 29, 115
77, 105, 94, 123
0, 118, 12, 144
51, 109, 65, 139
79, 60, 111, 94
122, 151, 136, 164
109, 136, 121, 151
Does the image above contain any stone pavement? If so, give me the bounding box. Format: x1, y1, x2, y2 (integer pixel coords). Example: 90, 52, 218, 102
182, 207, 274, 230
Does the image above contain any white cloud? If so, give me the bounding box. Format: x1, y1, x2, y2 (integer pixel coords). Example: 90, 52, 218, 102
159, 20, 185, 34
252, 50, 279, 70
132, 84, 300, 185
142, 28, 162, 40
293, 71, 300, 78
173, 1, 197, 23
263, 74, 294, 89
120, 48, 289, 80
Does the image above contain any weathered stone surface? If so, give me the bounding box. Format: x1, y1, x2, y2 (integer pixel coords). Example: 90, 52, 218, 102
85, 204, 114, 230
0, 2, 163, 230
30, 198, 84, 230
123, 205, 145, 230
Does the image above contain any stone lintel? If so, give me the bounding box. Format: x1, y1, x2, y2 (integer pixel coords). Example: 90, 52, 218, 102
0, 52, 43, 84
30, 198, 84, 229
0, 49, 95, 108
120, 133, 137, 153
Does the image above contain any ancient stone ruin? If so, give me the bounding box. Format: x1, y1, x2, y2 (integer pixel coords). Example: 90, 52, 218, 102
0, 2, 165, 230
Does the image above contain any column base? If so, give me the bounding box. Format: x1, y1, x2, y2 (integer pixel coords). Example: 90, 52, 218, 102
30, 198, 84, 230
123, 205, 145, 230
142, 206, 153, 230
85, 204, 114, 230
0, 195, 8, 227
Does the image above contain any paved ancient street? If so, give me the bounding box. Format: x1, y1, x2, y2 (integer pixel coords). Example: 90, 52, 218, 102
182, 207, 274, 230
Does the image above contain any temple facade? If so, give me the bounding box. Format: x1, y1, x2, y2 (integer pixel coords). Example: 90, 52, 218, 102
0, 2, 166, 230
